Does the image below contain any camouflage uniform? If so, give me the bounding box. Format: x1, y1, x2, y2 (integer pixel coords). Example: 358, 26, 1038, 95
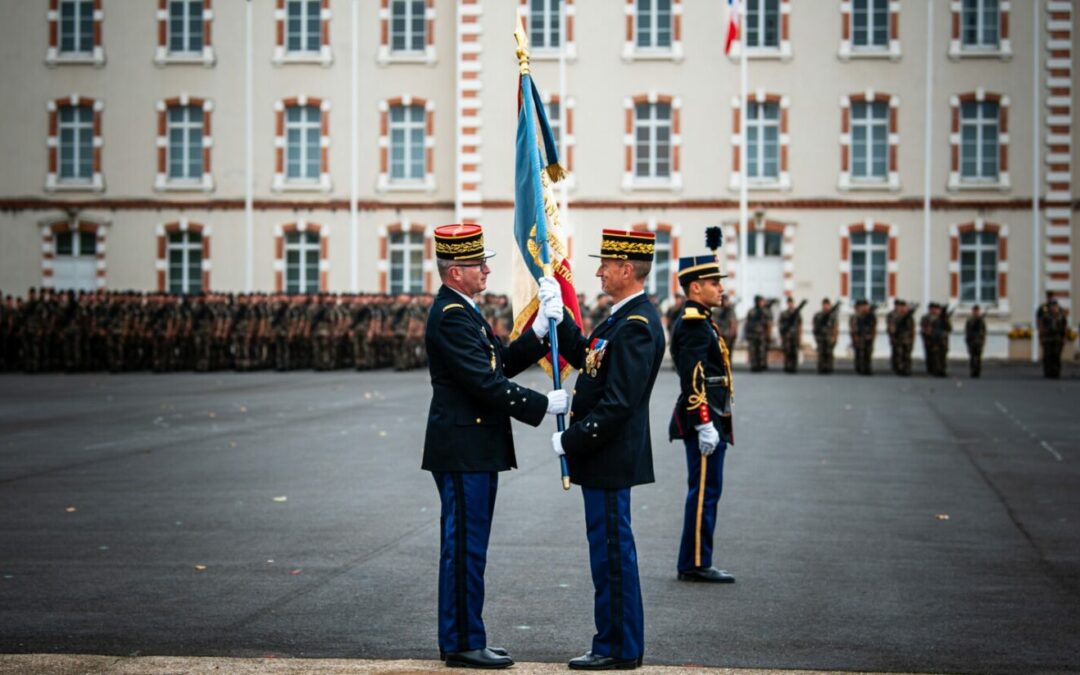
744, 298, 772, 372
778, 300, 805, 373
849, 301, 877, 375
964, 310, 987, 378
1038, 303, 1068, 379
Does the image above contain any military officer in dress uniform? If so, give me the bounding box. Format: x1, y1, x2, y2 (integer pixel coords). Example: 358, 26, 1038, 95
668, 255, 736, 585
550, 229, 666, 671
422, 224, 567, 670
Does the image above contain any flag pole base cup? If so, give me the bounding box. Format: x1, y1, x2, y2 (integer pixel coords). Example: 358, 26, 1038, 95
562, 476, 571, 491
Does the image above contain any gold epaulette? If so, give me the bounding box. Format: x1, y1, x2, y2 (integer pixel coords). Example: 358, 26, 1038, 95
682, 307, 707, 320
442, 303, 465, 312
627, 315, 649, 324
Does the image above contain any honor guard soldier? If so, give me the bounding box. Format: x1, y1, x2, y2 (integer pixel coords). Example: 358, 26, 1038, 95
965, 305, 987, 378
850, 300, 877, 375
744, 295, 771, 372
812, 298, 840, 374
551, 230, 666, 671
778, 297, 806, 373
713, 293, 738, 352
887, 300, 916, 376
422, 224, 567, 669
1038, 299, 1068, 379
668, 255, 736, 584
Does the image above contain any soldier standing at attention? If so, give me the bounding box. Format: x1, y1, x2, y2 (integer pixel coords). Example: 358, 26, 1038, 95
744, 295, 770, 372
778, 297, 805, 374
422, 224, 567, 669
850, 300, 876, 375
812, 298, 840, 374
713, 293, 738, 353
550, 229, 665, 671
886, 300, 903, 375
668, 255, 736, 585
965, 305, 987, 378
1038, 299, 1068, 379
894, 300, 916, 376
920, 303, 937, 375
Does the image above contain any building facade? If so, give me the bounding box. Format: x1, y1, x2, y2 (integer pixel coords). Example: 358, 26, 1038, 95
0, 0, 1076, 358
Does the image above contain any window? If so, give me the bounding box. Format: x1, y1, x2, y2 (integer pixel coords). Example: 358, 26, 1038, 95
961, 0, 999, 50
530, 0, 562, 50
960, 101, 999, 181
746, 101, 779, 180
58, 105, 94, 182
390, 0, 426, 53
285, 105, 321, 181
389, 104, 425, 181
633, 102, 671, 179
59, 0, 94, 56
52, 229, 99, 292
745, 0, 780, 49
284, 230, 320, 294
167, 105, 204, 181
286, 0, 321, 54
852, 0, 888, 50
747, 228, 782, 258
959, 231, 998, 303
635, 0, 672, 50
645, 229, 672, 299
56, 230, 97, 258
167, 231, 204, 294
389, 230, 425, 294
168, 0, 204, 54
850, 101, 888, 181
849, 231, 888, 303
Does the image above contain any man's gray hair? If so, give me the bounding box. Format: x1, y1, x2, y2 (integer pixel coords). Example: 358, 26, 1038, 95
436, 258, 454, 281
629, 260, 652, 281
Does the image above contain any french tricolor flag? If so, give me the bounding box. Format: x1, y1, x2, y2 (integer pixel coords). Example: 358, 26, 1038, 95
725, 0, 741, 55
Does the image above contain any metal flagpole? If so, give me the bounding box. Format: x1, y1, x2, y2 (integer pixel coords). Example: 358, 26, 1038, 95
244, 0, 254, 293
922, 0, 933, 310
1031, 0, 1042, 363
350, 0, 360, 291
738, 5, 748, 311
559, 0, 570, 261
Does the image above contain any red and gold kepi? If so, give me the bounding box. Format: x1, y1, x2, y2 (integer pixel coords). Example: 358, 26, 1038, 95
433, 224, 496, 262
589, 229, 655, 262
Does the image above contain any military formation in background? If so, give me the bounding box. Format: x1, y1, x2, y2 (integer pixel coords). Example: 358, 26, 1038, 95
1, 287, 1074, 378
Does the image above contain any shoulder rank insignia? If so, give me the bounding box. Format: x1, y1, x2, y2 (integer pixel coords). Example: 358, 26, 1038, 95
627, 315, 649, 324
442, 303, 465, 312
682, 307, 706, 320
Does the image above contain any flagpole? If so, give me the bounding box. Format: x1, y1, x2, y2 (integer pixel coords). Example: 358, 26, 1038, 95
559, 0, 570, 261
738, 3, 749, 313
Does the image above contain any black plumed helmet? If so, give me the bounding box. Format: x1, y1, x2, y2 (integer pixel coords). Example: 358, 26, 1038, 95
705, 226, 723, 251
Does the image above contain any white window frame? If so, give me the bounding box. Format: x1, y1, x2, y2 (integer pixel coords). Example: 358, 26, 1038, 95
388, 104, 426, 183
388, 230, 425, 294
633, 101, 672, 182
635, 0, 673, 52
58, 0, 95, 57
746, 101, 780, 183
850, 100, 889, 182
851, 0, 889, 51
284, 104, 322, 183
745, 0, 780, 51
949, 0, 1011, 60
166, 105, 204, 183
389, 0, 426, 55
285, 0, 321, 55
284, 230, 321, 294
167, 230, 204, 294
961, 0, 1000, 51
274, 0, 332, 66
622, 0, 681, 62
958, 230, 999, 305
746, 228, 783, 259
959, 100, 1000, 182
645, 229, 673, 299
849, 230, 889, 304
55, 229, 97, 257
530, 0, 562, 51
167, 0, 204, 56
58, 105, 94, 184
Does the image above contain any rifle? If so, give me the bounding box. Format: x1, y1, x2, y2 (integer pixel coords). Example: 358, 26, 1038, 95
826, 300, 842, 318
780, 300, 808, 335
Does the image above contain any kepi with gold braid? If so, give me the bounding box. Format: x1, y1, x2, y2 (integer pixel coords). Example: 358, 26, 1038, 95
590, 229, 656, 262
433, 223, 496, 261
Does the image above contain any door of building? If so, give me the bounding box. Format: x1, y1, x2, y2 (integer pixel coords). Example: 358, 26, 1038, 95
737, 227, 785, 315
52, 230, 97, 291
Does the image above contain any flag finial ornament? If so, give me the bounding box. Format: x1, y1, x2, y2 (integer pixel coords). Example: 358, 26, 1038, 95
514, 14, 530, 76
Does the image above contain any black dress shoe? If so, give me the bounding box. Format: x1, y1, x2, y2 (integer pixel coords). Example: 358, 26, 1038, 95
444, 648, 514, 669
568, 651, 642, 670
441, 647, 508, 660
677, 566, 735, 583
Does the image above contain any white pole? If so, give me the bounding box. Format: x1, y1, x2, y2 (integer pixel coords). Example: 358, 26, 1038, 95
738, 5, 748, 309
921, 0, 933, 310
559, 0, 569, 262
1031, 0, 1041, 363
244, 0, 254, 293
350, 0, 360, 292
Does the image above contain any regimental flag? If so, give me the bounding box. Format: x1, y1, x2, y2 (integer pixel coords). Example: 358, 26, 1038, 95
510, 24, 581, 380
725, 0, 741, 55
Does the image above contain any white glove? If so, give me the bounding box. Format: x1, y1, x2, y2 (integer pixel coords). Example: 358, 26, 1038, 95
545, 389, 569, 416
551, 431, 565, 456
695, 423, 720, 456
538, 276, 559, 302
532, 280, 564, 338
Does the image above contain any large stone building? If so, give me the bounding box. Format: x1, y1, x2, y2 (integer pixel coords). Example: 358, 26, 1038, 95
0, 0, 1075, 358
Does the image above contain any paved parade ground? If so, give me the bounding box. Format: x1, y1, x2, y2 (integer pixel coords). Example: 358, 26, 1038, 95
1, 362, 1078, 674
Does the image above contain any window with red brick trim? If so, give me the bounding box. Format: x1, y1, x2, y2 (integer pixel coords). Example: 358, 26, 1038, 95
377, 221, 433, 293
543, 93, 575, 184
378, 97, 436, 192
155, 0, 215, 66
46, 96, 104, 192
624, 93, 682, 191
378, 0, 436, 64
274, 0, 332, 66
949, 220, 1009, 312
156, 95, 214, 192
622, 0, 683, 61
948, 90, 1011, 191
156, 220, 211, 293
274, 221, 329, 293
839, 91, 900, 191
519, 0, 577, 60
46, 0, 105, 66
949, 0, 1012, 59
839, 0, 900, 61
41, 219, 107, 290
730, 92, 790, 191
273, 96, 332, 192
840, 221, 897, 304
729, 0, 791, 60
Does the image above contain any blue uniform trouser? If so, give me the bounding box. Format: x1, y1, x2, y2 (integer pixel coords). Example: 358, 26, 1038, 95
677, 438, 727, 573
433, 471, 497, 654
582, 487, 644, 661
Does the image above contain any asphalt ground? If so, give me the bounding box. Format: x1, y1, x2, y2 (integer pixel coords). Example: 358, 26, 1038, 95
0, 359, 1078, 674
